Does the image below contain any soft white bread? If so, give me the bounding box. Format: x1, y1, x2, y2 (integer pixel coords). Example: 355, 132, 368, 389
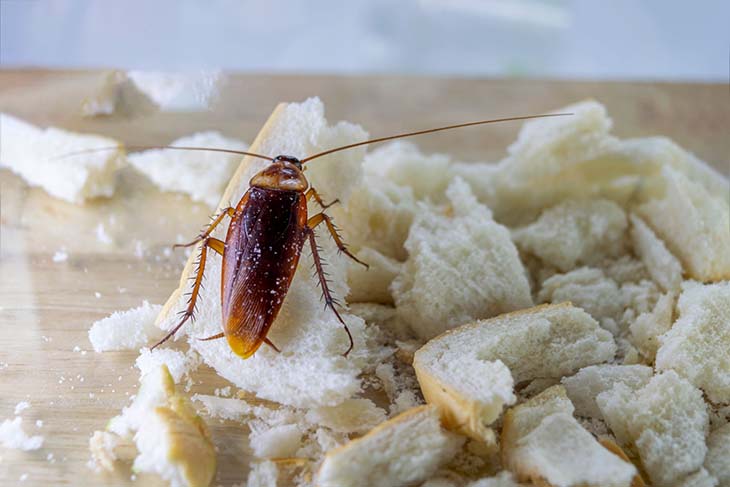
125, 70, 225, 112
246, 460, 278, 487
629, 214, 683, 292
316, 405, 463, 487
537, 267, 622, 330
628, 291, 675, 361
457, 101, 728, 227
392, 178, 533, 340
655, 281, 730, 404
512, 199, 628, 273
704, 422, 730, 485
413, 303, 615, 441
96, 365, 216, 487
418, 303, 615, 384
346, 246, 402, 304
155, 98, 381, 409
305, 398, 387, 434
636, 166, 730, 281
675, 469, 719, 487
332, 173, 418, 261
561, 364, 652, 419
0, 112, 126, 203
128, 131, 248, 207
501, 385, 636, 487
248, 423, 302, 459
88, 301, 163, 352
596, 370, 709, 486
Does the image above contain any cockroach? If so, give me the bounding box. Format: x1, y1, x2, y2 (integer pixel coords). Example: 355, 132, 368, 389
65, 113, 569, 358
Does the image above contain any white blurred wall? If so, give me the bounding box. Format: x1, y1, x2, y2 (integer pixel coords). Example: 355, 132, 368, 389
1, 0, 727, 81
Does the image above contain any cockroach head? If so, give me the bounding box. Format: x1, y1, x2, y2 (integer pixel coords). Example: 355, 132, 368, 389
274, 155, 303, 169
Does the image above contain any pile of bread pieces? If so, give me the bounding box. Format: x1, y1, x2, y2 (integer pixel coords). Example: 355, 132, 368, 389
77, 98, 729, 487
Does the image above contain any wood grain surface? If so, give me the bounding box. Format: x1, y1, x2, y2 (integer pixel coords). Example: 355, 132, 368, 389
0, 70, 727, 486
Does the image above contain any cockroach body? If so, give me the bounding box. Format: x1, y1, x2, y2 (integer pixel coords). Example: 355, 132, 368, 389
139, 113, 572, 359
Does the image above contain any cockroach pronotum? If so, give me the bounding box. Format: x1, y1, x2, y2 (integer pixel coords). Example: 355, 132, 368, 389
66, 112, 569, 358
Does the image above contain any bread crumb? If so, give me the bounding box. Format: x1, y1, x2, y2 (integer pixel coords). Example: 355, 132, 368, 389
656, 281, 730, 404
88, 301, 163, 352
14, 401, 30, 415
249, 423, 302, 459
0, 417, 44, 451
393, 178, 532, 340
52, 249, 68, 262
95, 223, 113, 244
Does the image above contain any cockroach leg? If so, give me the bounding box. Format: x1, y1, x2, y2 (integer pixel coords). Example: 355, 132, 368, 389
307, 212, 368, 269
173, 207, 235, 249
305, 187, 339, 209
206, 237, 225, 255
197, 332, 225, 341
305, 227, 354, 357
263, 338, 281, 353
152, 238, 214, 350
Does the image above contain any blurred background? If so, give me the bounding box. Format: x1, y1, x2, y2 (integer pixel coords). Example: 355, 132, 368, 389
2, 0, 728, 81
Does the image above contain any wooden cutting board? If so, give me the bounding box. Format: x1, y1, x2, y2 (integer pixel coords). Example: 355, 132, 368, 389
0, 70, 727, 487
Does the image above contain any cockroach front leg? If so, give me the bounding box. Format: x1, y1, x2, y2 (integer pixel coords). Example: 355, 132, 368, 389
305, 226, 354, 357
174, 207, 235, 249
307, 212, 368, 268
305, 187, 339, 210
152, 237, 224, 349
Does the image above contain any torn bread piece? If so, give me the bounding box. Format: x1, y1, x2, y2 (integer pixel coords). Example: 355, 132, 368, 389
154, 97, 379, 409
305, 398, 387, 434
628, 291, 675, 361
655, 281, 730, 404
413, 303, 615, 441
0, 113, 126, 203
561, 364, 652, 419
637, 166, 730, 281
0, 417, 44, 451
675, 468, 719, 487
94, 365, 216, 487
346, 247, 401, 304
501, 385, 636, 487
629, 214, 683, 292
316, 405, 463, 487
597, 370, 709, 486
512, 199, 628, 273
126, 70, 225, 111
88, 301, 163, 352
392, 178, 532, 340
466, 471, 524, 487
704, 422, 730, 485
128, 131, 248, 207
81, 70, 156, 117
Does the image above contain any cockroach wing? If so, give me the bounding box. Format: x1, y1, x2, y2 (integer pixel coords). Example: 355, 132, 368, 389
221, 187, 308, 358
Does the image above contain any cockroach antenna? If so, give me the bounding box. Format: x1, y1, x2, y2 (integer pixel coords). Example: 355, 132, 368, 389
300, 113, 573, 163
52, 145, 276, 162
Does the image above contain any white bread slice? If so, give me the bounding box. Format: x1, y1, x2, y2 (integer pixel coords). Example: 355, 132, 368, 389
537, 267, 622, 329
561, 364, 652, 419
705, 423, 730, 485
126, 70, 225, 112
596, 370, 709, 486
346, 246, 401, 304
501, 385, 636, 487
636, 166, 730, 281
512, 199, 628, 273
413, 303, 615, 441
392, 178, 533, 340
629, 214, 683, 292
655, 281, 730, 404
628, 291, 675, 361
248, 423, 302, 459
128, 131, 248, 207
88, 301, 163, 352
332, 173, 418, 261
154, 98, 381, 409
0, 112, 126, 203
316, 405, 463, 487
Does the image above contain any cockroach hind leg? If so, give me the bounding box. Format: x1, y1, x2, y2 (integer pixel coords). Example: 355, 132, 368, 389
197, 332, 225, 341
264, 338, 281, 353
172, 207, 235, 250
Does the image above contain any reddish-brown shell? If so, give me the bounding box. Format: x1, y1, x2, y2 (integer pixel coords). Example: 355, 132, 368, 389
221, 186, 308, 358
